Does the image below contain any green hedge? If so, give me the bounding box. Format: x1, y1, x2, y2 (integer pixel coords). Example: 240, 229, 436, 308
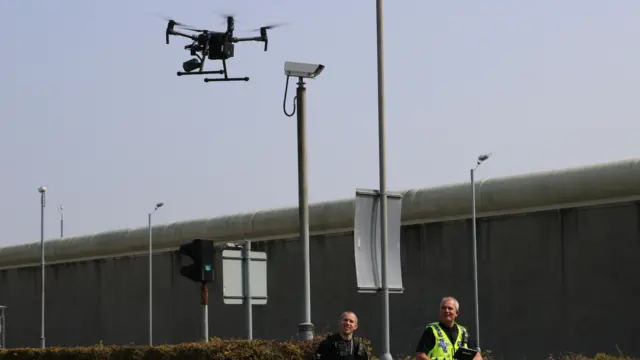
2, 337, 321, 360
0, 336, 635, 360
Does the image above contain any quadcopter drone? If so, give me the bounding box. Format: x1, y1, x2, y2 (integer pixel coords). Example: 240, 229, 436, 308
165, 15, 283, 83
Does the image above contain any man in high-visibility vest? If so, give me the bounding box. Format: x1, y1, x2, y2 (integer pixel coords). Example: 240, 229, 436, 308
414, 297, 482, 360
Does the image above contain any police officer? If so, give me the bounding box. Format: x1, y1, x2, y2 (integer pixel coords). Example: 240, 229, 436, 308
415, 297, 482, 360
314, 311, 370, 360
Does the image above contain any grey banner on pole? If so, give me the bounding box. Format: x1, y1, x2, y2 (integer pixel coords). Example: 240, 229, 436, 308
354, 188, 404, 294
222, 249, 268, 305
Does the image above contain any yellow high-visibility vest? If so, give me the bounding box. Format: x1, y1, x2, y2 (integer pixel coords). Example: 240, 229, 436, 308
425, 322, 469, 360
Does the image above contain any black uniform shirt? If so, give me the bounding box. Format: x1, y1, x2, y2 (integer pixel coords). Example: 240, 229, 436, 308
314, 333, 370, 360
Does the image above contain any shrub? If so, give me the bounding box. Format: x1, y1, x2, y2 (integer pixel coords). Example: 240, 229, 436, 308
0, 337, 635, 360
0, 336, 315, 360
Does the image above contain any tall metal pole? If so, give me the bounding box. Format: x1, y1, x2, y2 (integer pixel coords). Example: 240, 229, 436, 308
0, 305, 6, 349
148, 212, 153, 346
471, 153, 490, 350
295, 77, 314, 341
148, 202, 164, 346
242, 240, 253, 339
38, 186, 46, 349
471, 168, 480, 350
375, 1, 392, 359
58, 206, 64, 238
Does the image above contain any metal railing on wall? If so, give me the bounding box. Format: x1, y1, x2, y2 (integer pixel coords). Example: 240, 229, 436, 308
0, 305, 6, 348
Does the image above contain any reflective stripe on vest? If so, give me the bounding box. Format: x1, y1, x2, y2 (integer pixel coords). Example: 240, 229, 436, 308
425, 322, 468, 360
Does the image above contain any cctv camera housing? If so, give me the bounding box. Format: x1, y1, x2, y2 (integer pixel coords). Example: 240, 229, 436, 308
284, 61, 325, 79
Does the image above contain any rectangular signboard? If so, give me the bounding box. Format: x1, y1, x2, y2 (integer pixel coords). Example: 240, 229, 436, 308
222, 250, 268, 305
354, 189, 404, 294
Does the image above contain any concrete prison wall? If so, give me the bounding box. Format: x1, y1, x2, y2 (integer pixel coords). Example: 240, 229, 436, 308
0, 158, 639, 359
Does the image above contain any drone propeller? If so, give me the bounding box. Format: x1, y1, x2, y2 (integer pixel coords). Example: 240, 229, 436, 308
165, 19, 204, 32
213, 11, 237, 19
165, 18, 204, 44
250, 22, 290, 32
177, 25, 208, 33
164, 17, 190, 27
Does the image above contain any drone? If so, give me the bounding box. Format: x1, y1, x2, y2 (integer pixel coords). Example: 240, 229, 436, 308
165, 15, 284, 83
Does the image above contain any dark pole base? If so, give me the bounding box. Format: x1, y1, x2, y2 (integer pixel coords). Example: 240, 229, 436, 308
297, 322, 315, 341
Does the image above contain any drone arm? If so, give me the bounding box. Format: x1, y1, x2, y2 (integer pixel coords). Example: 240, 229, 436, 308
232, 36, 263, 43
167, 29, 198, 42
232, 36, 269, 51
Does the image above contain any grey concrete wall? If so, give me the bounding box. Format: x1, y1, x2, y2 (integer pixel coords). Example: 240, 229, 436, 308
1, 201, 639, 359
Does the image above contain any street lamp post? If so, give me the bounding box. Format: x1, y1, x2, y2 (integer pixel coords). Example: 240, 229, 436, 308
148, 201, 164, 346
58, 206, 64, 238
471, 153, 491, 351
282, 60, 325, 341
37, 185, 47, 349
374, 0, 393, 359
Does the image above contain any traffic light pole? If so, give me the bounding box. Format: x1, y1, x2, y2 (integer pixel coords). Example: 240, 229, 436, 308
200, 282, 209, 342
178, 239, 214, 343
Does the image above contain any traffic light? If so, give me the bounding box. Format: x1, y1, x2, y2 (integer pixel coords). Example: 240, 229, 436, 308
178, 239, 215, 283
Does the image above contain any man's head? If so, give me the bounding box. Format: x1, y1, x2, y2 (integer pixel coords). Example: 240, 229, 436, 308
339, 311, 359, 339
439, 296, 460, 327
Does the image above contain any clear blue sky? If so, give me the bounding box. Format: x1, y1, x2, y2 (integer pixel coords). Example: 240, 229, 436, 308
1, 0, 639, 247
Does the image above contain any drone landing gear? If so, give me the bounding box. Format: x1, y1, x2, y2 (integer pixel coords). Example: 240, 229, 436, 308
206, 58, 249, 82
176, 59, 249, 83
204, 77, 249, 82
177, 70, 225, 76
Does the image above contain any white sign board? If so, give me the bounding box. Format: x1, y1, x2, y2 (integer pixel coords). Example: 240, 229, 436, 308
353, 188, 404, 294
222, 249, 268, 305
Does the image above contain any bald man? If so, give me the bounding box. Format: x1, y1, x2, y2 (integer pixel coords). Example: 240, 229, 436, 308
314, 311, 370, 360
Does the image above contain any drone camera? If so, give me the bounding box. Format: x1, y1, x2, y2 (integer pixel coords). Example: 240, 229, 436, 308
284, 61, 325, 79
183, 58, 202, 73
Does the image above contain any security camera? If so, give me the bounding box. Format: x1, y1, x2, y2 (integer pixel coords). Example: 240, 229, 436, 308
284, 61, 325, 79
37, 186, 47, 193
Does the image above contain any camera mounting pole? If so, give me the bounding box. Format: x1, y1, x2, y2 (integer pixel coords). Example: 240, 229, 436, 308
282, 64, 323, 341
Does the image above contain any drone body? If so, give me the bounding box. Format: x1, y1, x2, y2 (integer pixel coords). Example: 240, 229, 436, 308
165, 16, 280, 83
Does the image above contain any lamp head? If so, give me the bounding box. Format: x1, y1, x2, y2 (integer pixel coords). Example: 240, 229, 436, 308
37, 186, 47, 193
477, 153, 492, 165
155, 202, 164, 210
